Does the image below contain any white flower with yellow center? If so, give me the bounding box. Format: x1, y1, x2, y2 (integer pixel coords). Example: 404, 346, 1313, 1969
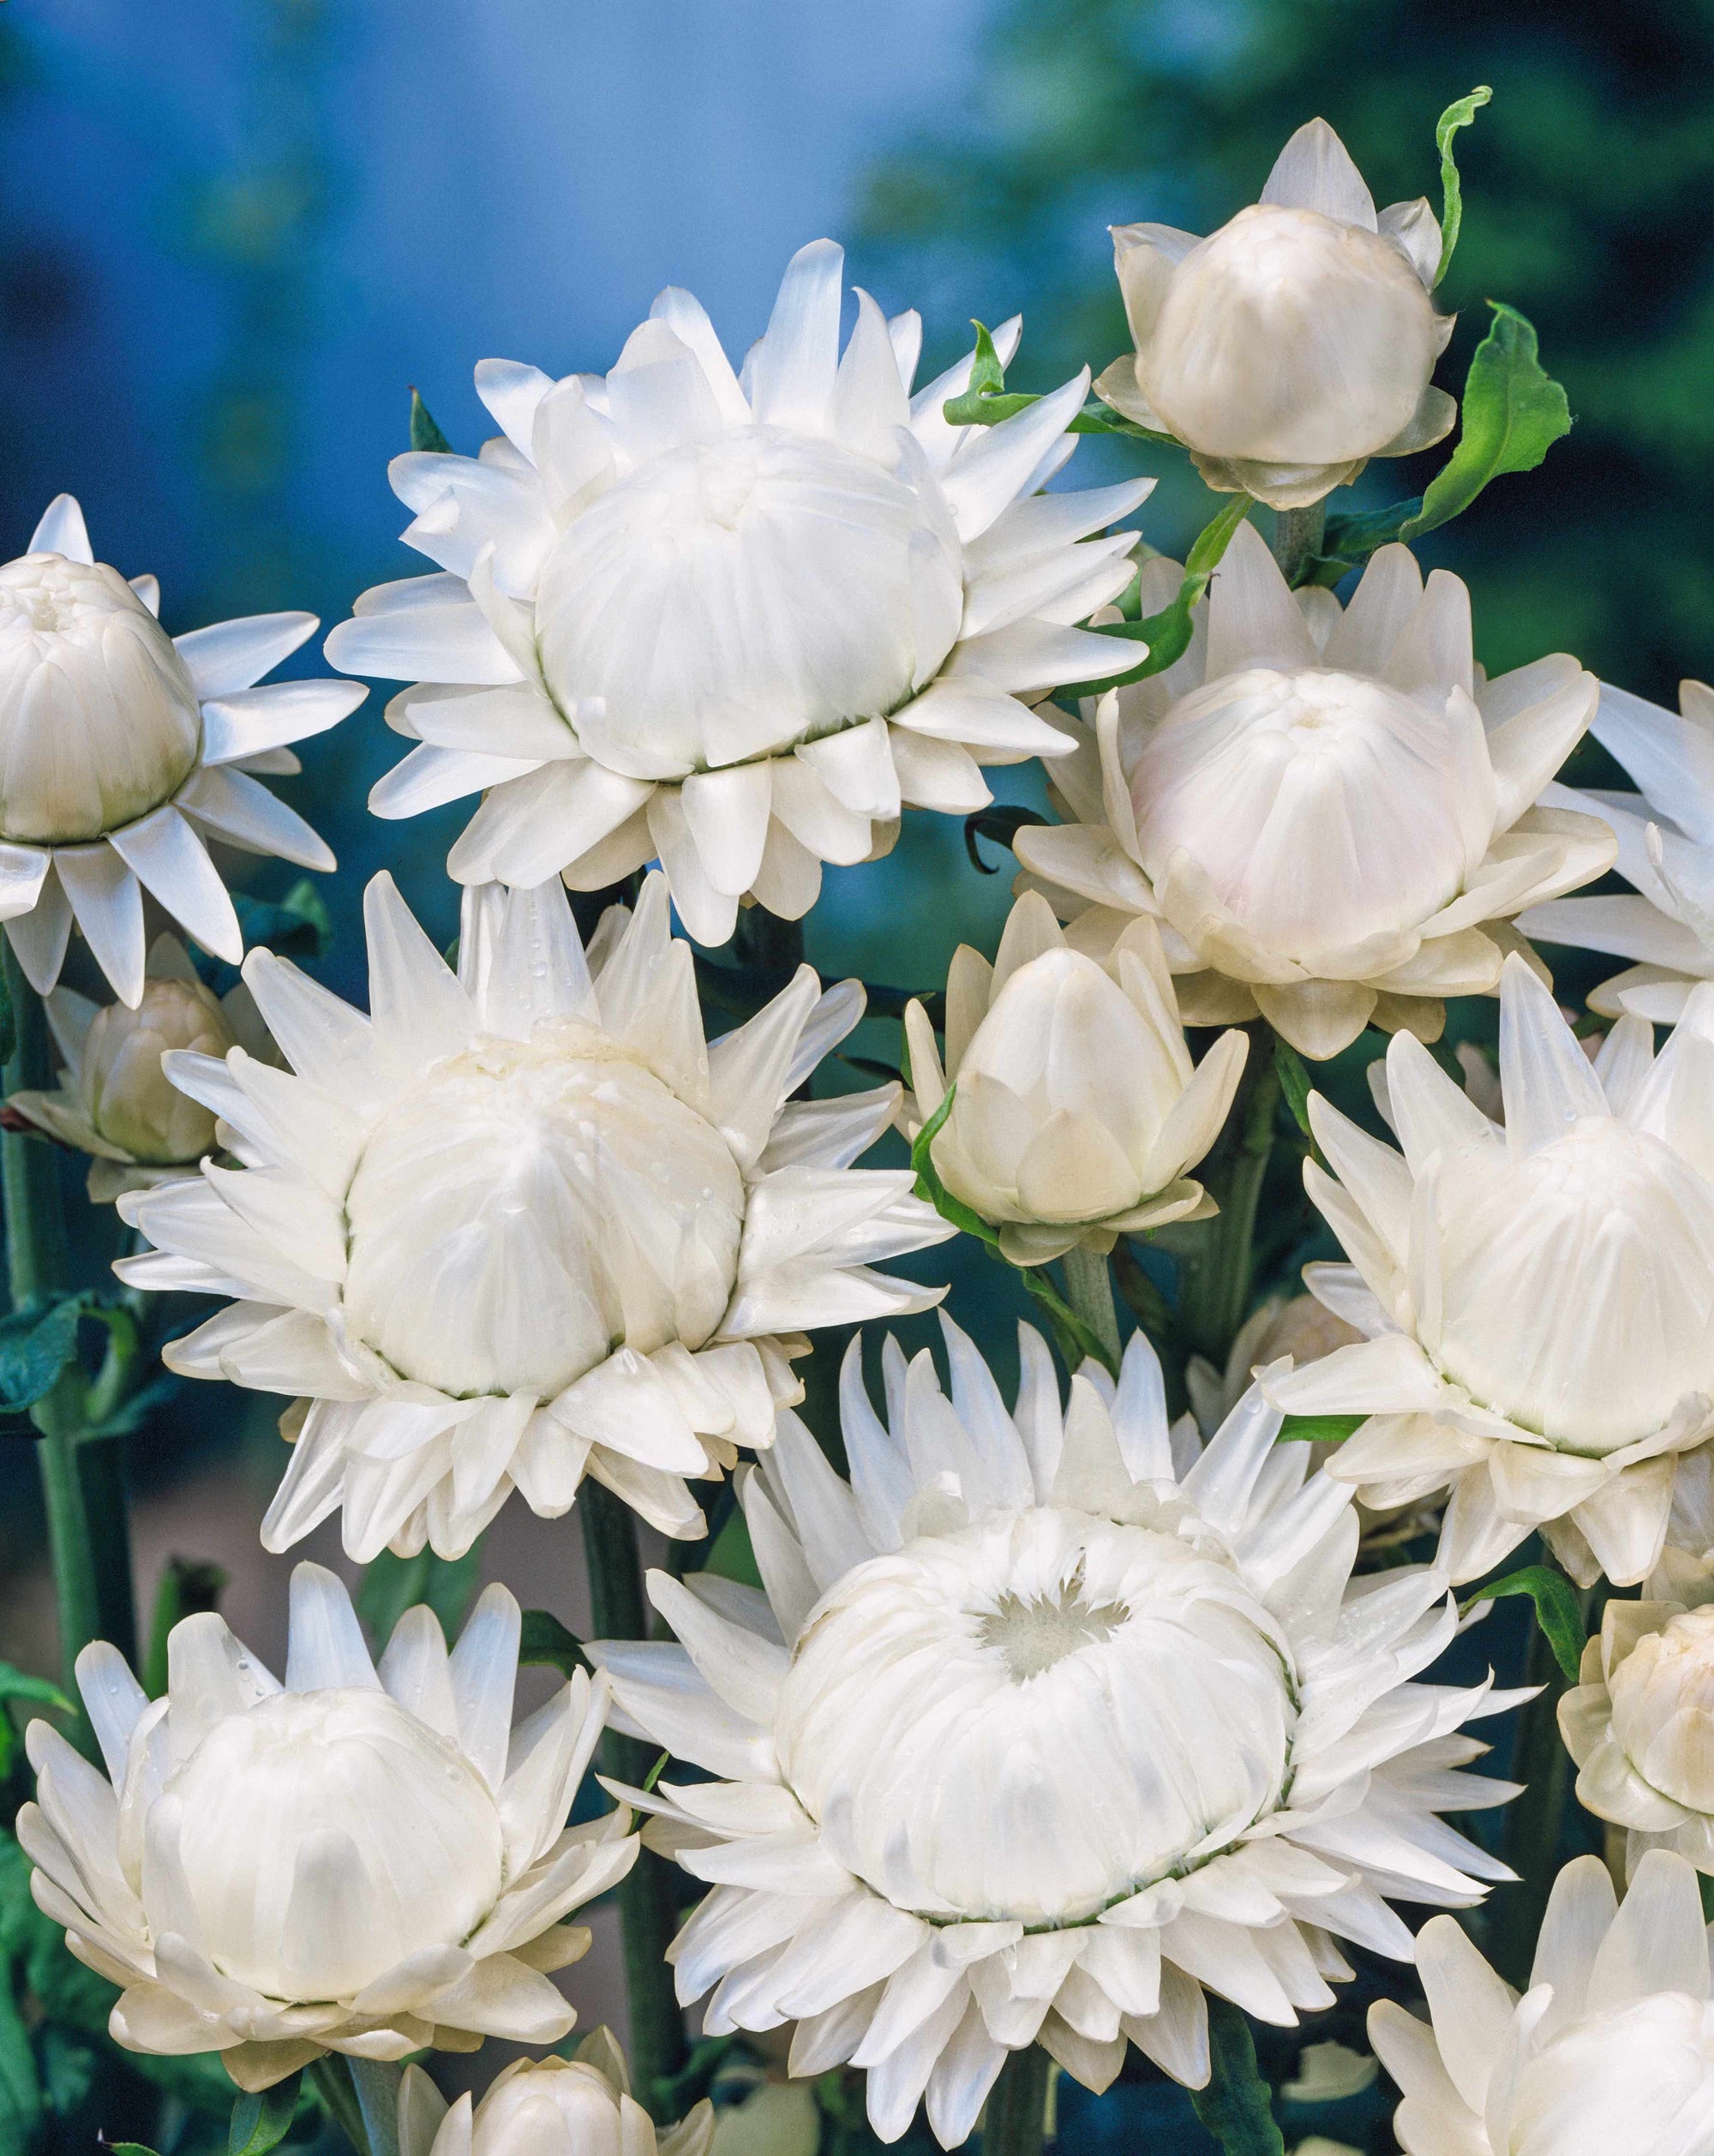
1520, 678, 1714, 1021
325, 241, 1148, 945
898, 891, 1248, 1262
1013, 524, 1611, 1057
1094, 120, 1456, 510
115, 870, 951, 1559
1560, 1596, 1714, 1875
0, 495, 364, 1005
18, 1564, 636, 2091
1369, 1851, 1714, 2156
6, 934, 273, 1202
589, 1315, 1518, 2149
397, 2031, 714, 2156
1266, 956, 1714, 1587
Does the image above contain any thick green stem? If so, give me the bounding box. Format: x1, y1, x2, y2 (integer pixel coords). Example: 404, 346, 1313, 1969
580, 1478, 687, 2114
984, 2043, 1051, 2156
348, 2059, 402, 2156
1489, 1601, 1580, 1987
1059, 1244, 1121, 1368
3, 947, 136, 1717
1176, 1042, 1280, 1370
308, 2057, 370, 2154
1269, 501, 1327, 588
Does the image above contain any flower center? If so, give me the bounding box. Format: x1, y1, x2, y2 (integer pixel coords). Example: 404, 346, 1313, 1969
341, 1023, 744, 1399
1133, 665, 1475, 968
153, 1687, 503, 2001
532, 422, 962, 781
0, 554, 202, 842
776, 1508, 1296, 1925
1431, 1121, 1714, 1454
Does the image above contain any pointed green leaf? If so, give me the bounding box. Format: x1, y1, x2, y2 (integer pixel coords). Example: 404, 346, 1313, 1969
1277, 1413, 1366, 1447
1435, 86, 1492, 285
1404, 303, 1571, 539
409, 387, 452, 455
1083, 493, 1252, 693
1460, 1563, 1586, 1681
519, 1609, 591, 1680
228, 2074, 301, 2156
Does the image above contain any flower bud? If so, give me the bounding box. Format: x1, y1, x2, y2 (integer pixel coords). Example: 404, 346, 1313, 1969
902, 894, 1246, 1264
81, 975, 236, 1163
0, 554, 201, 841
1561, 1598, 1714, 1866
399, 2046, 716, 2156
1096, 120, 1454, 507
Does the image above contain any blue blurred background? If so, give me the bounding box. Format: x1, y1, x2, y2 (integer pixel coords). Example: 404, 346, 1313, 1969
0, 1, 1707, 2144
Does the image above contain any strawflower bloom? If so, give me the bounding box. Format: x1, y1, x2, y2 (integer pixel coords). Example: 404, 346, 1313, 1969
1560, 1594, 1714, 1873
7, 933, 273, 1202
1369, 1850, 1714, 2156
1095, 120, 1455, 509
898, 891, 1248, 1263
590, 1315, 1518, 2148
1013, 524, 1611, 1057
327, 241, 1148, 944
1520, 678, 1714, 1021
1266, 955, 1714, 1586
396, 2030, 715, 2156
0, 494, 363, 1005
19, 1564, 635, 2090
116, 870, 950, 1558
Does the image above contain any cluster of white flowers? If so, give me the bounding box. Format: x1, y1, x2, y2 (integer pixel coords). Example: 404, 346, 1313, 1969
9, 102, 1714, 2156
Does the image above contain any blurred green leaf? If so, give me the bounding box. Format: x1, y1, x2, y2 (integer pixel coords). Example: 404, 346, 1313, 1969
232, 881, 329, 964
143, 1560, 228, 1700
1190, 1995, 1285, 2153
0, 1296, 84, 1416
0, 964, 13, 1074
0, 1662, 73, 1778
227, 2073, 300, 2156
1461, 1563, 1585, 1680
519, 1609, 590, 1679
1435, 85, 1493, 284
358, 1545, 482, 1646
410, 387, 452, 454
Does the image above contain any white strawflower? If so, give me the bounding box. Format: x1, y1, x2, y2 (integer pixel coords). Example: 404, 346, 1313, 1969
1520, 678, 1714, 1022
1014, 524, 1613, 1057
325, 242, 1148, 946
589, 1315, 1518, 2150
897, 891, 1248, 1263
18, 1564, 635, 2091
1560, 1596, 1714, 1874
0, 495, 364, 1006
114, 870, 951, 1559
1369, 1850, 1714, 2156
6, 934, 273, 1202
1094, 120, 1455, 510
1266, 955, 1714, 1587
397, 2032, 715, 2156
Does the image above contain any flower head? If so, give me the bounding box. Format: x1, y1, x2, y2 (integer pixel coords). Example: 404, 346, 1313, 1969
326, 241, 1148, 944
1094, 121, 1456, 509
1369, 1851, 1714, 2156
0, 495, 364, 1005
1266, 956, 1714, 1585
6, 934, 273, 1201
399, 2032, 715, 2156
898, 891, 1248, 1263
19, 1563, 635, 2090
1560, 1595, 1714, 1873
1015, 523, 1612, 1057
590, 1315, 1517, 2148
1520, 678, 1714, 1021
116, 870, 951, 1558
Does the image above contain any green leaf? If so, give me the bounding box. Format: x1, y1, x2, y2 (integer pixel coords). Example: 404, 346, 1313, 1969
410, 386, 452, 454
0, 1660, 74, 1778
357, 1545, 482, 1646
1435, 86, 1492, 285
939, 320, 1007, 423
0, 1296, 85, 1416
1271, 1037, 1313, 1143
1404, 303, 1571, 539
1189, 1995, 1285, 2155
0, 1954, 39, 2154
104, 2145, 165, 2155
228, 2074, 301, 2156
1460, 1563, 1586, 1682
908, 1087, 1001, 1249
143, 1559, 229, 1700
1277, 1413, 1366, 1446
518, 1608, 590, 1680
1082, 493, 1252, 693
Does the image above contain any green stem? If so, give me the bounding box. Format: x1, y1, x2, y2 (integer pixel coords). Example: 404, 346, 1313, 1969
984, 2043, 1051, 2156
1269, 500, 1327, 588
1489, 1596, 1583, 1987
348, 2059, 402, 2156
307, 2057, 370, 2154
580, 1478, 687, 2114
1059, 1244, 1121, 1368
1176, 1041, 1280, 1369
2, 947, 136, 1722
